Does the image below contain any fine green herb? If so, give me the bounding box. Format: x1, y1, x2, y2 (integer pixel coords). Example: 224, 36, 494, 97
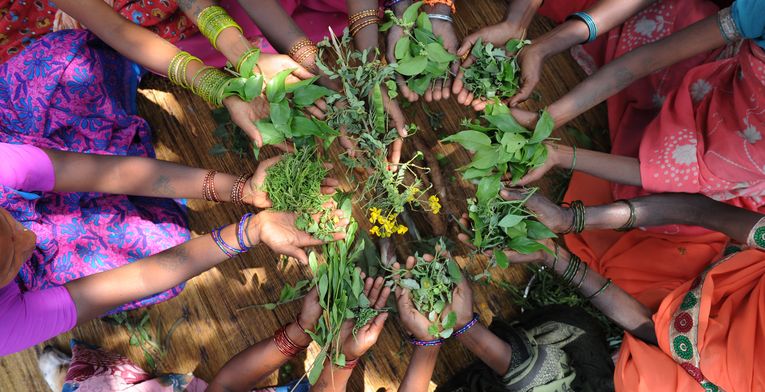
461, 38, 530, 101
442, 101, 554, 183
389, 241, 462, 339
263, 147, 341, 241
381, 1, 457, 94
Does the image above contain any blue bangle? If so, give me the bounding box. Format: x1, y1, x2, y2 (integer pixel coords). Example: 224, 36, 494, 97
408, 336, 444, 347
452, 313, 480, 337
568, 12, 598, 43
237, 213, 252, 251
384, 0, 407, 9
212, 226, 242, 257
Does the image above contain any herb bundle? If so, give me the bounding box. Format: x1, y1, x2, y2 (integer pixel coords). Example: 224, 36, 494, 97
381, 1, 457, 94
462, 38, 529, 101
442, 101, 554, 183
390, 241, 462, 338
263, 147, 341, 241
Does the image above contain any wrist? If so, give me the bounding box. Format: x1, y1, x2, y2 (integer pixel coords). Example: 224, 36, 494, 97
245, 213, 262, 247
286, 321, 312, 347
553, 144, 574, 169
424, 3, 452, 16
216, 28, 252, 65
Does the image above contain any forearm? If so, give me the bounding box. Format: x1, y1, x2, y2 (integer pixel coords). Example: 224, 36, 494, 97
347, 0, 380, 51
504, 0, 543, 31
548, 15, 724, 127
456, 324, 512, 375
209, 322, 311, 392
399, 346, 440, 392
542, 249, 657, 343
237, 0, 307, 54
554, 144, 642, 186
178, 0, 252, 65
44, 149, 241, 202
312, 362, 353, 392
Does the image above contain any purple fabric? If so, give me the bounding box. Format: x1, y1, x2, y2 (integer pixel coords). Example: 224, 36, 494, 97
0, 30, 190, 312
0, 282, 77, 356
0, 143, 55, 191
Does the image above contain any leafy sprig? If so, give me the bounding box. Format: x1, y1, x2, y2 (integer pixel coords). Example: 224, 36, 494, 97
381, 1, 457, 94
462, 38, 529, 101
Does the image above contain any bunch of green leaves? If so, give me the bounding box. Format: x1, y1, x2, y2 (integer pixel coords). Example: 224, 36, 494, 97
442, 101, 554, 183
380, 1, 457, 94
461, 38, 529, 101
467, 183, 555, 268
362, 150, 428, 216
303, 196, 377, 384
221, 48, 265, 103
106, 309, 189, 373
263, 147, 342, 241
389, 240, 462, 338
316, 28, 399, 147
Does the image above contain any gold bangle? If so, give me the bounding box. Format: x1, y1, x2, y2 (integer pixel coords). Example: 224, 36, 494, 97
288, 38, 314, 58
294, 46, 318, 67
191, 66, 214, 94
350, 17, 380, 37
348, 9, 379, 25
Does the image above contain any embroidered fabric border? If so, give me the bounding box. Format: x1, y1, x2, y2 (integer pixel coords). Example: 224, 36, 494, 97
717, 7, 742, 44
746, 216, 765, 250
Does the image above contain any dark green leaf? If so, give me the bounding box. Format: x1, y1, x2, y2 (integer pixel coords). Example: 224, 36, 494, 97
255, 120, 285, 146
529, 110, 554, 144
308, 351, 327, 384
293, 84, 334, 107
495, 249, 510, 268
442, 130, 492, 151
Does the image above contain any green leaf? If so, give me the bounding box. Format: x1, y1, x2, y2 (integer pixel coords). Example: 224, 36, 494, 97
417, 11, 432, 32
255, 120, 285, 146
269, 101, 292, 136
285, 77, 318, 93
494, 249, 510, 268
408, 75, 431, 95
372, 84, 386, 134
293, 84, 334, 108
498, 214, 525, 228
291, 115, 321, 137
484, 114, 528, 134
529, 109, 554, 144
309, 252, 318, 273
526, 220, 556, 240
442, 311, 457, 329
129, 335, 139, 346
500, 132, 527, 154
396, 55, 428, 76
243, 75, 264, 102
402, 1, 424, 25
425, 42, 456, 64
239, 48, 261, 78
507, 236, 548, 254
470, 147, 499, 170
400, 278, 420, 290
476, 174, 501, 204
262, 303, 277, 310
395, 36, 411, 60
308, 351, 327, 384
318, 274, 329, 299
442, 130, 492, 151
266, 68, 294, 102
447, 258, 462, 282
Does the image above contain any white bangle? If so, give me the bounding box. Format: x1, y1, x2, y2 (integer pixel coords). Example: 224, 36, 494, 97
428, 13, 453, 23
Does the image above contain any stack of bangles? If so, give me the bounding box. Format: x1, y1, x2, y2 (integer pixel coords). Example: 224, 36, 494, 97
567, 11, 598, 43
168, 51, 231, 106
202, 170, 252, 204
615, 199, 637, 231
408, 313, 479, 347
556, 251, 611, 300
273, 324, 309, 358
211, 213, 253, 258
348, 9, 381, 37
561, 200, 586, 234
197, 5, 243, 49
288, 37, 318, 68
235, 47, 261, 75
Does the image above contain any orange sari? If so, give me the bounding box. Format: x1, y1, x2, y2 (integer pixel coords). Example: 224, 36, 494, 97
564, 173, 765, 391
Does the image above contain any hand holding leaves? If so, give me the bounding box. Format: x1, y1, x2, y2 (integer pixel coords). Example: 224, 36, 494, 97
340, 276, 392, 360
500, 189, 573, 233
298, 287, 322, 332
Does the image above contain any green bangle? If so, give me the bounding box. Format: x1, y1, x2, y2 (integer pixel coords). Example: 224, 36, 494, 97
615, 199, 636, 232
575, 263, 588, 289
586, 279, 612, 300
568, 144, 577, 177
197, 6, 243, 49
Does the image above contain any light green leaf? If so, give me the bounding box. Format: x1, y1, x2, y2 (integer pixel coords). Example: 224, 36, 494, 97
269, 101, 292, 136
485, 114, 528, 134
425, 42, 456, 64
498, 214, 525, 228
476, 174, 501, 204
265, 68, 294, 102
400, 278, 420, 290
529, 109, 554, 144
403, 1, 424, 25
255, 120, 285, 146
495, 249, 509, 268
442, 130, 492, 151
293, 84, 334, 108
470, 147, 499, 170
395, 36, 411, 60
308, 351, 327, 384
396, 55, 428, 76
239, 48, 261, 78
447, 258, 462, 282
417, 11, 432, 32
243, 75, 264, 102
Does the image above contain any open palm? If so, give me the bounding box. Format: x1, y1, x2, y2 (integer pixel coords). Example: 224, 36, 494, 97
250, 210, 346, 264
341, 276, 391, 360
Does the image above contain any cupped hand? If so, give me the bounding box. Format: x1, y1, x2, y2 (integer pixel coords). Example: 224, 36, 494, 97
511, 143, 561, 186
393, 256, 434, 340
223, 96, 269, 147
298, 287, 322, 332
242, 156, 340, 208
500, 188, 572, 233
424, 20, 459, 103
341, 276, 392, 360
508, 44, 545, 106
247, 209, 348, 264
451, 274, 474, 329
386, 24, 419, 102
256, 53, 316, 84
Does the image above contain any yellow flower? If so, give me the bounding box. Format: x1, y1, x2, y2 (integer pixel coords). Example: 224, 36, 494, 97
407, 187, 422, 202
428, 195, 442, 215
369, 226, 381, 237
368, 207, 381, 224
396, 225, 409, 234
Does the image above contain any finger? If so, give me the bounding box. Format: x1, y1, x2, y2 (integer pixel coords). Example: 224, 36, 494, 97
500, 189, 528, 202
331, 231, 347, 241
375, 286, 391, 309
397, 76, 418, 103
457, 233, 478, 250
422, 254, 434, 262
465, 93, 475, 108
388, 138, 403, 167
392, 262, 402, 275
238, 119, 263, 148
273, 141, 294, 153
383, 97, 408, 137
442, 71, 454, 100
405, 255, 415, 270
457, 34, 478, 56
514, 166, 545, 186
471, 98, 488, 112
282, 247, 309, 264
369, 312, 389, 334
363, 276, 375, 297
452, 66, 467, 95
509, 76, 538, 107
339, 135, 357, 158
369, 276, 385, 304
291, 64, 317, 80
314, 98, 328, 112
306, 287, 319, 301
320, 186, 337, 195
457, 88, 470, 105
321, 177, 340, 187
306, 105, 325, 119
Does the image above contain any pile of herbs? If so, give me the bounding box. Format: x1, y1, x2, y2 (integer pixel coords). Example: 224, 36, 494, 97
390, 241, 462, 338
442, 101, 553, 183
462, 38, 529, 101
381, 1, 457, 94
263, 147, 341, 241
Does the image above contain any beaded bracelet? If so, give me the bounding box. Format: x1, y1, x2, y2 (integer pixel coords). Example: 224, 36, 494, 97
202, 170, 221, 202
274, 324, 308, 358
567, 11, 598, 43
452, 313, 479, 338
586, 279, 612, 300
423, 0, 456, 14
339, 357, 360, 370
408, 336, 444, 347
197, 5, 243, 49
236, 213, 253, 251
350, 16, 381, 37
230, 173, 250, 206
615, 199, 636, 232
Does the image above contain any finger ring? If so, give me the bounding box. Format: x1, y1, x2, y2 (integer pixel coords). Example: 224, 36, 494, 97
460, 53, 469, 61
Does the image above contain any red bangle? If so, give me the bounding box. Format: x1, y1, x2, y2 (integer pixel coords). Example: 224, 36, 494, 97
230, 173, 250, 205
273, 325, 308, 358
340, 357, 359, 369
202, 170, 221, 202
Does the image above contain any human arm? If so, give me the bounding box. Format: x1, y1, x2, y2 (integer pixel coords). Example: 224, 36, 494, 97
399, 346, 441, 392
207, 289, 322, 392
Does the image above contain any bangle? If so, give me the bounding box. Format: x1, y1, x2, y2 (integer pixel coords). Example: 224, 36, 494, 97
202, 170, 221, 202
575, 263, 589, 289
561, 254, 580, 284
193, 67, 231, 106
586, 279, 612, 300
717, 7, 742, 44
294, 46, 318, 68
288, 38, 314, 58
408, 336, 444, 347
350, 16, 381, 37
568, 144, 577, 177
235, 47, 261, 75
615, 199, 636, 231
168, 51, 202, 89
348, 9, 379, 25
197, 5, 243, 50
236, 213, 253, 251
570, 200, 586, 233
384, 0, 407, 8
274, 324, 308, 358
746, 216, 765, 250
567, 11, 598, 43
296, 314, 311, 335
211, 226, 242, 258
428, 13, 453, 23
549, 242, 559, 271
423, 0, 456, 14
452, 313, 479, 338
339, 357, 360, 369
230, 174, 250, 206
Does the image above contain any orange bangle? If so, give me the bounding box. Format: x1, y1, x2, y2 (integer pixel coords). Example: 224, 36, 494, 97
423, 0, 456, 14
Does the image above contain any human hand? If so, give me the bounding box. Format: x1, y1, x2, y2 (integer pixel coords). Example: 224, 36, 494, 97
223, 96, 270, 147
450, 274, 474, 329
298, 287, 322, 332
256, 53, 316, 85
508, 44, 545, 106
386, 24, 419, 102
247, 208, 348, 264
340, 276, 392, 360
510, 143, 561, 186
500, 188, 572, 233
393, 256, 436, 340
424, 19, 459, 103
242, 156, 340, 208
457, 215, 556, 265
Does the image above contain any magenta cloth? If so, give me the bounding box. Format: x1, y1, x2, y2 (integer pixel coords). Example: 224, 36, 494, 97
0, 143, 55, 192
176, 0, 349, 67
0, 30, 190, 320
0, 283, 77, 356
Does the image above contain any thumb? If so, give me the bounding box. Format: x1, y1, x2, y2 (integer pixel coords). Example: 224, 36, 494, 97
499, 189, 527, 202
513, 166, 545, 186
281, 246, 309, 265
457, 33, 479, 56
291, 63, 317, 80
509, 76, 537, 107
370, 312, 389, 333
